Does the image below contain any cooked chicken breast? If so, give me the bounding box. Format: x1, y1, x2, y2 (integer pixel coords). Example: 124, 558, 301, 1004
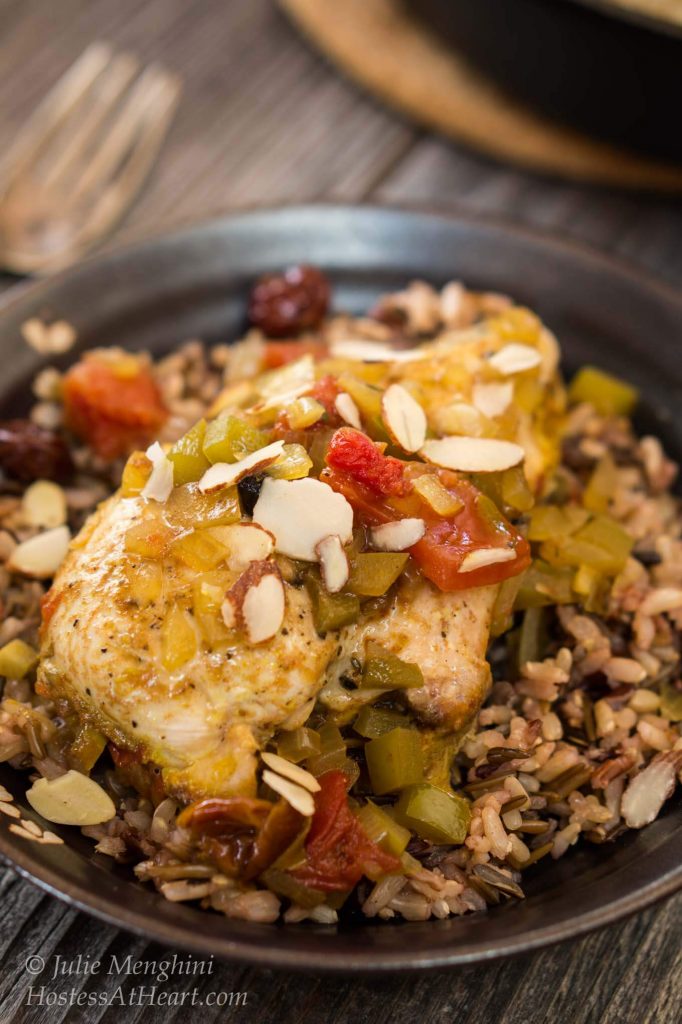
323, 578, 496, 733
38, 293, 564, 803
38, 494, 338, 801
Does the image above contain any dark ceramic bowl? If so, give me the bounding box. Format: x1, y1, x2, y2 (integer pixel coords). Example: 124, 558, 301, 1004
404, 0, 682, 163
0, 206, 680, 971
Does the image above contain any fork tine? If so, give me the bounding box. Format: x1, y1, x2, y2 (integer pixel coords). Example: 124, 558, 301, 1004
0, 43, 113, 189
24, 75, 182, 272
40, 52, 140, 194
67, 65, 179, 203
70, 80, 182, 254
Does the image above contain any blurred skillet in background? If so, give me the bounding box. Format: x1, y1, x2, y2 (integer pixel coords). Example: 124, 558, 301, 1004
404, 0, 682, 163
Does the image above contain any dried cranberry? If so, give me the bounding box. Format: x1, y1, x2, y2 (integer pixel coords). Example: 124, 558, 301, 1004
237, 474, 264, 516
248, 264, 330, 337
0, 419, 74, 483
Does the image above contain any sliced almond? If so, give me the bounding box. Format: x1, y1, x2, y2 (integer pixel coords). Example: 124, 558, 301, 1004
334, 392, 362, 430
381, 384, 427, 453
253, 477, 353, 561
621, 753, 680, 828
370, 518, 425, 552
316, 535, 349, 593
21, 480, 67, 529
198, 441, 285, 493
8, 525, 71, 578
142, 442, 174, 503
222, 560, 285, 643
488, 344, 542, 376
420, 436, 524, 472
458, 547, 516, 573
26, 770, 115, 826
221, 523, 275, 571
221, 599, 236, 629
242, 571, 285, 644
262, 769, 315, 816
261, 751, 321, 793
329, 339, 428, 363
472, 381, 514, 418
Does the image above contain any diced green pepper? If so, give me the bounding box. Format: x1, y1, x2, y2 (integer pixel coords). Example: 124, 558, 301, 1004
202, 414, 269, 464
659, 680, 682, 722
346, 552, 408, 597
394, 783, 471, 845
583, 454, 618, 514
266, 443, 312, 480
306, 723, 347, 776
471, 469, 532, 517
540, 514, 632, 575
568, 366, 638, 417
68, 726, 107, 772
164, 482, 241, 529
272, 820, 311, 871
353, 705, 407, 739
365, 727, 423, 795
0, 638, 38, 679
285, 396, 325, 430
515, 559, 575, 609
277, 727, 321, 763
361, 649, 423, 690
356, 801, 411, 857
501, 465, 534, 513
490, 574, 523, 638
527, 504, 589, 541
517, 606, 547, 669
261, 868, 326, 908
421, 732, 457, 793
167, 419, 211, 485
305, 574, 360, 634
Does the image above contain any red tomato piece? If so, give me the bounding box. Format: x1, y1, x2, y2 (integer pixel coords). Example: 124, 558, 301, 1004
326, 427, 408, 497
292, 771, 400, 892
323, 445, 530, 591
63, 355, 168, 461
308, 374, 341, 420
262, 340, 328, 369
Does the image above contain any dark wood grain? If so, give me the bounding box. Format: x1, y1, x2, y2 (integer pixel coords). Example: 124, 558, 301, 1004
0, 1, 680, 1021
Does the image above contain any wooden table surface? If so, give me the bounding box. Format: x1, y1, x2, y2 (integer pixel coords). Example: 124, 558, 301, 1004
0, 2, 680, 1021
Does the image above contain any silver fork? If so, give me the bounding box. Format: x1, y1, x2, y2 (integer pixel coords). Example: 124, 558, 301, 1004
0, 43, 181, 275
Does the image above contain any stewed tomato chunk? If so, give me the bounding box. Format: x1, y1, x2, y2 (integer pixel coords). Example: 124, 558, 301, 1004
292, 771, 400, 892
63, 353, 167, 461
323, 428, 529, 591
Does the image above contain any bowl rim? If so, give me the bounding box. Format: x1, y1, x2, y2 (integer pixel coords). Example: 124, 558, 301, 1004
563, 0, 682, 40
0, 202, 680, 972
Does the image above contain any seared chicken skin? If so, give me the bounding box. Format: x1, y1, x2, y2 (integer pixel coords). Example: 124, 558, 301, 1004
39, 297, 564, 802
